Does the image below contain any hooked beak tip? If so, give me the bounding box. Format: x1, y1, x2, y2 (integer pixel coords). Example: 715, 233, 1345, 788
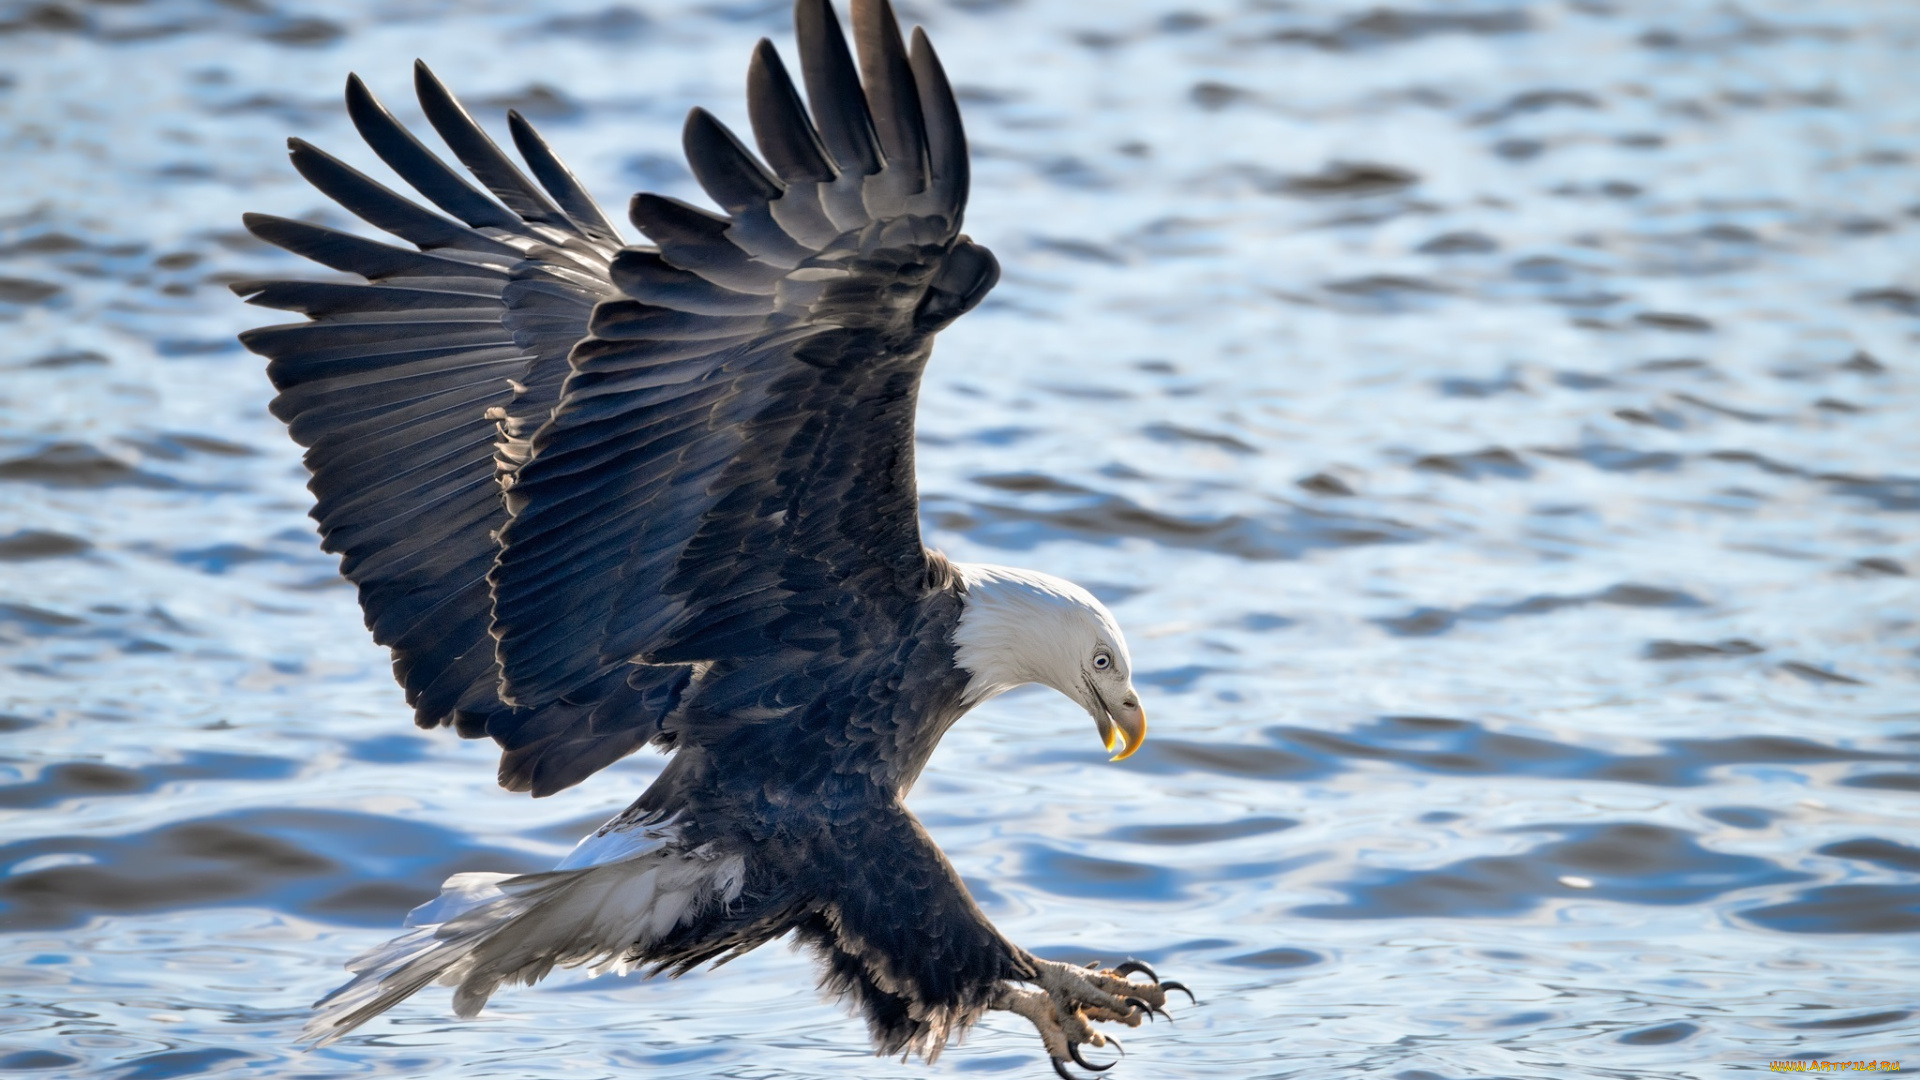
1104, 703, 1148, 762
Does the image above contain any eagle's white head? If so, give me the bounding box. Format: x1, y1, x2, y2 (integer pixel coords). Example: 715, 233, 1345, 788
950, 562, 1147, 760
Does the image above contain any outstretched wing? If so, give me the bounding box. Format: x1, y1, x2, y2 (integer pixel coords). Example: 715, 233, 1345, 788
234, 63, 677, 794
489, 0, 998, 707
237, 0, 997, 791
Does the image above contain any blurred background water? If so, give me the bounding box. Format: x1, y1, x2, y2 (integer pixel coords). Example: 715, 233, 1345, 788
2, 0, 1918, 1076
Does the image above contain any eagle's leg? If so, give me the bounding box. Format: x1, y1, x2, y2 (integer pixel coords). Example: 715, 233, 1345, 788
992, 958, 1184, 1075
812, 801, 1193, 1069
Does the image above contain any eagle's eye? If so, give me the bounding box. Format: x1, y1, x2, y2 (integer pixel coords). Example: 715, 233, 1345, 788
1092, 652, 1112, 671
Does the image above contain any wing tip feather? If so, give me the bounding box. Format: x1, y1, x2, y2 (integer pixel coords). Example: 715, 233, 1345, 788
794, 0, 883, 176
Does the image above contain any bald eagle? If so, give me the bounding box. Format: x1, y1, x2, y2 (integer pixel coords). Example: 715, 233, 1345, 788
234, 0, 1186, 1073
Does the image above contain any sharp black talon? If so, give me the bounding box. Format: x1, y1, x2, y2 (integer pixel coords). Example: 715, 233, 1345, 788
1158, 979, 1196, 1004
1106, 1034, 1126, 1056
1052, 1056, 1079, 1080
1124, 995, 1155, 1021
1069, 1042, 1117, 1072
1112, 959, 1159, 983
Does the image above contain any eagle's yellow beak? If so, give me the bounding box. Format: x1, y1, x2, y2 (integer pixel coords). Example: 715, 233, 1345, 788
1096, 696, 1148, 761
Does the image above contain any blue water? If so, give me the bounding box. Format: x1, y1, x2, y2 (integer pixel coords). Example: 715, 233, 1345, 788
3, 0, 1918, 1076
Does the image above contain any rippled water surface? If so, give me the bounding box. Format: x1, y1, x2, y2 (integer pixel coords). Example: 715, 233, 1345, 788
4, 0, 1919, 1075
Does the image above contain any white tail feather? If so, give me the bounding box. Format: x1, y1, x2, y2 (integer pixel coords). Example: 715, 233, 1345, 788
303, 817, 744, 1047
